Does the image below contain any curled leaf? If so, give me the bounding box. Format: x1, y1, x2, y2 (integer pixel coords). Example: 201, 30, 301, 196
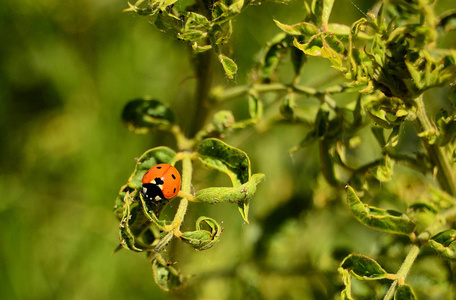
259, 33, 288, 81
248, 93, 263, 119
195, 173, 265, 204
370, 155, 394, 182
339, 253, 388, 280
429, 229, 456, 259
180, 217, 222, 250
118, 191, 154, 252
346, 185, 416, 235
293, 35, 344, 69
211, 110, 235, 133
152, 256, 183, 291
338, 267, 353, 300
198, 138, 251, 186
122, 98, 175, 134
195, 174, 265, 223
273, 19, 319, 35
139, 192, 170, 230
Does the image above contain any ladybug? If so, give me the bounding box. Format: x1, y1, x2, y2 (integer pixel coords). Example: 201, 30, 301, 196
141, 164, 181, 202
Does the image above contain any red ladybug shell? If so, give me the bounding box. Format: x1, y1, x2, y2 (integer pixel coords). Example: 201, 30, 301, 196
142, 164, 181, 200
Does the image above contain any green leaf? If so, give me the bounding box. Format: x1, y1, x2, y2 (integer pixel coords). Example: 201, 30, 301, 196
291, 42, 306, 76
366, 107, 395, 129
156, 0, 178, 10
198, 138, 251, 186
371, 155, 394, 182
212, 0, 244, 23
139, 192, 170, 230
248, 94, 263, 119
404, 60, 423, 90
218, 54, 238, 79
180, 217, 222, 250
114, 184, 132, 220
339, 253, 389, 280
195, 174, 264, 204
338, 267, 354, 300
178, 30, 207, 41
429, 229, 456, 259
185, 12, 210, 29
211, 110, 235, 133
118, 191, 154, 252
152, 256, 183, 291
195, 174, 265, 223
179, 12, 210, 42
326, 23, 351, 35
273, 19, 319, 36
259, 33, 288, 80
293, 35, 344, 69
210, 22, 233, 46
386, 125, 401, 147
311, 0, 335, 28
122, 98, 175, 134
353, 95, 363, 126
395, 284, 417, 300
346, 185, 416, 235
319, 139, 342, 187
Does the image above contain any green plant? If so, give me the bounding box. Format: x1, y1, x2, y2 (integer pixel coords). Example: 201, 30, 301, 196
114, 0, 456, 298
115, 99, 265, 289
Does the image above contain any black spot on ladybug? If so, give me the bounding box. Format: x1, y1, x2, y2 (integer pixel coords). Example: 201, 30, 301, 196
171, 174, 176, 179
156, 166, 162, 169
155, 177, 164, 185
173, 188, 176, 193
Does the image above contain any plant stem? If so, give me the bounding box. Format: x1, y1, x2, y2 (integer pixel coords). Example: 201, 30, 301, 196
414, 95, 456, 196
188, 51, 215, 137
384, 244, 420, 300
167, 153, 192, 237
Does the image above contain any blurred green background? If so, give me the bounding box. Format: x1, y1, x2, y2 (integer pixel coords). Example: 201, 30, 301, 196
2, 0, 455, 299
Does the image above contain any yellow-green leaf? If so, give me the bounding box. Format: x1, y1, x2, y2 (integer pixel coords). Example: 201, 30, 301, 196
218, 54, 238, 79
346, 185, 416, 235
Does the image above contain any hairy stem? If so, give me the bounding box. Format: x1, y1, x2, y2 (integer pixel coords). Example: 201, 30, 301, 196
384, 244, 420, 300
414, 95, 456, 196
168, 153, 192, 237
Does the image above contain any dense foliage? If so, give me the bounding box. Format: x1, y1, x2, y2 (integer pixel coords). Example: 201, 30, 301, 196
2, 0, 456, 299
115, 0, 456, 299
